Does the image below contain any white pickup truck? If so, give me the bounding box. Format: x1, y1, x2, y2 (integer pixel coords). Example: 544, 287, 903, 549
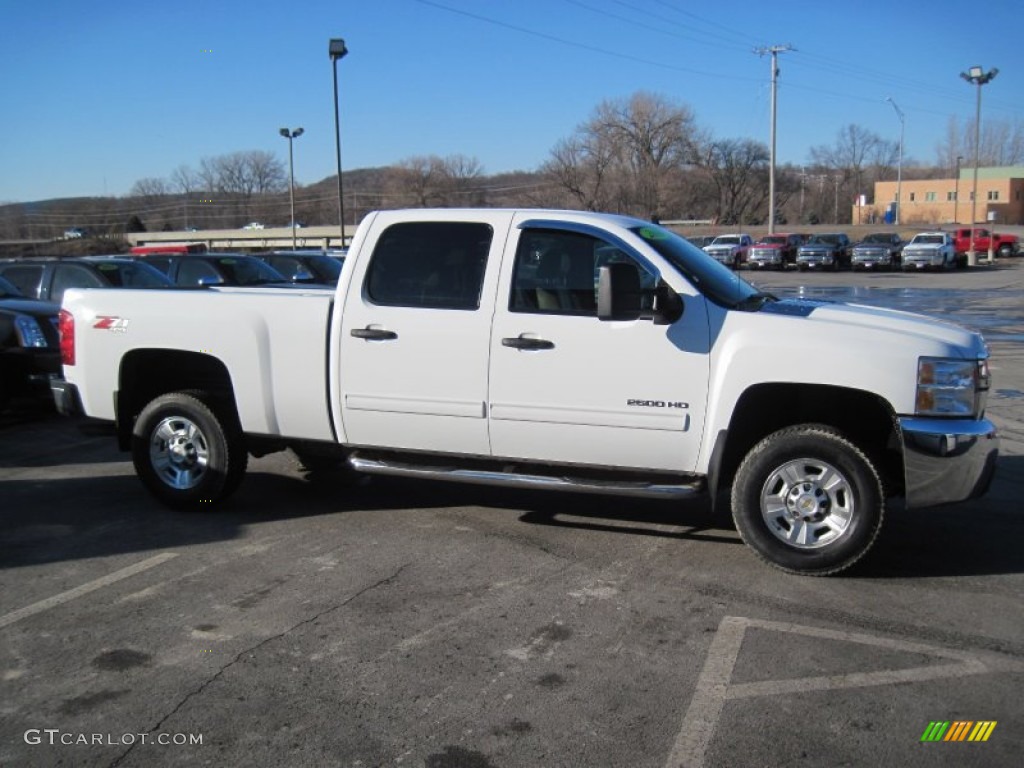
53, 209, 998, 575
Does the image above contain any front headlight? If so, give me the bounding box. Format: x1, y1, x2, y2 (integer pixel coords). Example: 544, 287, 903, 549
916, 357, 989, 416
14, 315, 48, 348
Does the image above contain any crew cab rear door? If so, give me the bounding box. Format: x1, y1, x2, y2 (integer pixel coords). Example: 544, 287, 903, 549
488, 217, 710, 472
337, 211, 512, 455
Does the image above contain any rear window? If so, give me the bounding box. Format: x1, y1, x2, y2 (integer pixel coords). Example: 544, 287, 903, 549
365, 222, 492, 310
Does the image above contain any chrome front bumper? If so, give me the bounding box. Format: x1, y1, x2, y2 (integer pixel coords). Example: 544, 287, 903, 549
899, 417, 998, 508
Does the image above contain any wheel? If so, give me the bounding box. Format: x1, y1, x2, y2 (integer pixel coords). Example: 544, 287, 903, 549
998, 244, 1013, 258
132, 391, 247, 509
730, 425, 884, 575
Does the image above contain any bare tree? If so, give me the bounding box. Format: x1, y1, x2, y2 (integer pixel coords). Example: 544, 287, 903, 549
439, 154, 485, 206
542, 134, 616, 211
936, 115, 1024, 168
544, 91, 701, 217
129, 178, 169, 198
809, 124, 897, 223
394, 155, 446, 207
701, 139, 770, 225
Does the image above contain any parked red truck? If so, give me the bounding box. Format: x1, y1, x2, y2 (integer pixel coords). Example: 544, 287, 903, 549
951, 228, 1019, 258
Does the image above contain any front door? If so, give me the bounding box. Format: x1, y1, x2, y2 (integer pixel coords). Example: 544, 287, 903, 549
488, 220, 710, 473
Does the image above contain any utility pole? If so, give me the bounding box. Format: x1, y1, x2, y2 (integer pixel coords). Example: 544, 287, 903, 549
886, 97, 904, 226
754, 44, 794, 234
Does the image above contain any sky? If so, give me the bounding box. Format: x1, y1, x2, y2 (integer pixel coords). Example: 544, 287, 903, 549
2, 0, 1022, 203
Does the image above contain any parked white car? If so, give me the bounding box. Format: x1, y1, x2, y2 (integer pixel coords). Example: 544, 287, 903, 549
54, 208, 998, 576
901, 232, 956, 271
242, 222, 266, 230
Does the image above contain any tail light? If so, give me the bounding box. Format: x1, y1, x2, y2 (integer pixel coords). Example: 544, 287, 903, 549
59, 309, 75, 365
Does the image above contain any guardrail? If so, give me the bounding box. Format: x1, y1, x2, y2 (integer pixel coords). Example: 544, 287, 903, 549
127, 225, 350, 250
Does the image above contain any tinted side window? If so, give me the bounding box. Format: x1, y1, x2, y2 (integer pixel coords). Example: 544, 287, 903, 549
365, 222, 492, 310
51, 265, 103, 303
144, 257, 173, 275
0, 265, 44, 299
510, 229, 654, 316
177, 259, 221, 285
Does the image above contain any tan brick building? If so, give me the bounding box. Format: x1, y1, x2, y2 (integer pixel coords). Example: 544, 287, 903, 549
854, 166, 1024, 226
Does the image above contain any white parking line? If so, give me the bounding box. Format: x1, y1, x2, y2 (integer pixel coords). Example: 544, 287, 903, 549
0, 552, 178, 629
664, 615, 993, 768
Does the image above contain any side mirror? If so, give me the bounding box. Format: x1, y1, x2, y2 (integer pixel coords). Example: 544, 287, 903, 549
197, 275, 225, 287
597, 263, 642, 321
652, 282, 684, 325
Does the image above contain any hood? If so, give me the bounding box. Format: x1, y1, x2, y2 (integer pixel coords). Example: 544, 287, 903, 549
763, 298, 985, 356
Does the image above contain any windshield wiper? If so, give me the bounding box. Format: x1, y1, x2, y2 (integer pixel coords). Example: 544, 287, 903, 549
736, 291, 778, 311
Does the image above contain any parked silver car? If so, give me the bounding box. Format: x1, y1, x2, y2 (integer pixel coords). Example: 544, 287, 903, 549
703, 234, 753, 269
901, 232, 956, 271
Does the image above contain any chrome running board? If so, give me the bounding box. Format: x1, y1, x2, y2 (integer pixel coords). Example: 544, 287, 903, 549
347, 456, 702, 500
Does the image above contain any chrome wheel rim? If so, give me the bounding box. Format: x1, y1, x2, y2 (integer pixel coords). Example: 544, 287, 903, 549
760, 458, 853, 549
150, 416, 209, 489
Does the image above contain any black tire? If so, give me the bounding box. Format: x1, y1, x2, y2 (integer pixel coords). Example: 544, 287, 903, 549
998, 244, 1013, 258
132, 391, 247, 509
730, 425, 884, 576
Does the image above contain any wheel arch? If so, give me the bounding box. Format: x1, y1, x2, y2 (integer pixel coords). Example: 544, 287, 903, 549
708, 382, 902, 503
116, 349, 239, 450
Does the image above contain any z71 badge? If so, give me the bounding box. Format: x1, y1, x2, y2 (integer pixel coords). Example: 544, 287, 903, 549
93, 316, 129, 333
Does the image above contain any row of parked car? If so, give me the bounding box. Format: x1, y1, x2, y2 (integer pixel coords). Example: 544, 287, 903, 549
686, 231, 970, 272
0, 249, 346, 412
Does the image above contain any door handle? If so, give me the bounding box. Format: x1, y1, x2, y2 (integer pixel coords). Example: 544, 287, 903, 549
502, 336, 554, 350
351, 327, 398, 341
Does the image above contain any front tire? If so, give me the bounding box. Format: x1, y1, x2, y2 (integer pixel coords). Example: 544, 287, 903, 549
731, 425, 884, 575
132, 391, 247, 509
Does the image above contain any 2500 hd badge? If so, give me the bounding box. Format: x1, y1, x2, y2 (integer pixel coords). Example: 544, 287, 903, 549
626, 399, 688, 408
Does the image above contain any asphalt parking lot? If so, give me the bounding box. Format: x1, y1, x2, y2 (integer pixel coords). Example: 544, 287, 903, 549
2, 262, 1023, 768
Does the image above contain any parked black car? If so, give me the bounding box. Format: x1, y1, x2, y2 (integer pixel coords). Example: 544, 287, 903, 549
850, 232, 904, 271
253, 250, 346, 286
796, 233, 852, 271
131, 253, 294, 287
0, 257, 172, 304
0, 276, 60, 410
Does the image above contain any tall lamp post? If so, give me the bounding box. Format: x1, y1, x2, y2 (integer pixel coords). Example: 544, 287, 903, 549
960, 65, 998, 266
279, 127, 304, 249
954, 155, 963, 224
886, 97, 904, 226
329, 38, 348, 247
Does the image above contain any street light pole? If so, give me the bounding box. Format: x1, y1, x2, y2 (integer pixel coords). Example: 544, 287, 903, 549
886, 97, 904, 226
954, 155, 963, 224
960, 65, 998, 267
279, 127, 304, 249
329, 38, 349, 247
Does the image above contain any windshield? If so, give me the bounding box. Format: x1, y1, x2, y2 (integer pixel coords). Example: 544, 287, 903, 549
807, 235, 839, 245
912, 235, 944, 245
711, 235, 741, 246
862, 233, 893, 244
630, 225, 758, 308
758, 236, 786, 245
0, 275, 26, 298
94, 261, 173, 287
211, 256, 288, 285
298, 254, 343, 282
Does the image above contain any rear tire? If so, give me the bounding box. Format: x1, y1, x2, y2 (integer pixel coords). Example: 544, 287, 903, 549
132, 391, 247, 509
731, 425, 884, 575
